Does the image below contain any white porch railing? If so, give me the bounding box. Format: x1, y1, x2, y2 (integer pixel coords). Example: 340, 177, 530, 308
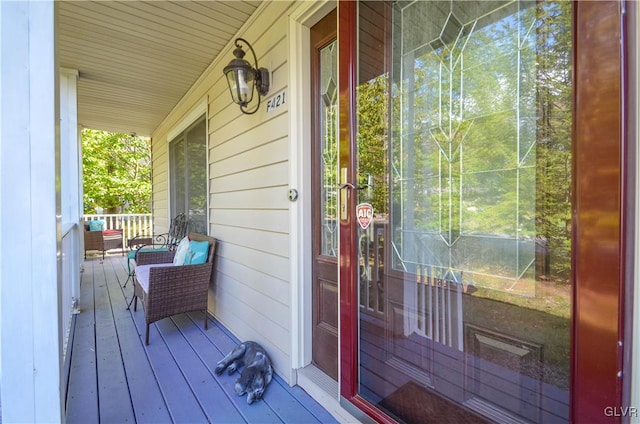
83, 213, 153, 247
61, 222, 81, 365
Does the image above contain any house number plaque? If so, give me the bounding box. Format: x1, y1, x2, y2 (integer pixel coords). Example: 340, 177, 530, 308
266, 90, 286, 113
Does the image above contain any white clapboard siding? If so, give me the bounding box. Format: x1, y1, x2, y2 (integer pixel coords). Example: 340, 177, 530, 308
150, 1, 298, 381
212, 209, 289, 234
212, 225, 288, 258
210, 186, 289, 211
212, 139, 288, 179
213, 162, 289, 193
214, 256, 290, 306
213, 283, 291, 373
210, 114, 289, 159
215, 241, 290, 283
216, 272, 290, 330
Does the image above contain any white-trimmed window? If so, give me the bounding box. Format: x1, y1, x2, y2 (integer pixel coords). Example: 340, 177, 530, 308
169, 115, 207, 233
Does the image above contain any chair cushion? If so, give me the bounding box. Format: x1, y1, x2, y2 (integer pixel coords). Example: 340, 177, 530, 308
127, 247, 168, 272
184, 240, 209, 265
173, 237, 191, 266
136, 263, 174, 293
129, 246, 169, 259
89, 220, 105, 231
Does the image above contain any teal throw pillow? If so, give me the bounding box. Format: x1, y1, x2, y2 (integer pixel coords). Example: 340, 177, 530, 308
89, 220, 105, 231
184, 240, 209, 265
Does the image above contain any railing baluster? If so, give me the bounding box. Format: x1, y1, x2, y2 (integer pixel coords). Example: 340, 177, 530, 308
428, 267, 433, 340
447, 279, 452, 347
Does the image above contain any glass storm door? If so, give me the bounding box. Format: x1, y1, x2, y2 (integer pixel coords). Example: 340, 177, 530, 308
339, 1, 625, 423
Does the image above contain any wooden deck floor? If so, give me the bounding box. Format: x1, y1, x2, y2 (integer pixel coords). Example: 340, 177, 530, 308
65, 253, 338, 424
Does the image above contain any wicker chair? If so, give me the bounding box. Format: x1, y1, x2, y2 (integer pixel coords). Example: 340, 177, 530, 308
83, 223, 124, 259
132, 232, 216, 345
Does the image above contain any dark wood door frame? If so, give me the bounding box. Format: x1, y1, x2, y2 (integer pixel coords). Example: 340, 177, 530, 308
622, 0, 638, 410
572, 1, 626, 422
337, 0, 359, 402
338, 1, 629, 423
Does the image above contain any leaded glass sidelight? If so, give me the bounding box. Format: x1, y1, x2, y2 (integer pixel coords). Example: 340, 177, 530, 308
320, 40, 339, 257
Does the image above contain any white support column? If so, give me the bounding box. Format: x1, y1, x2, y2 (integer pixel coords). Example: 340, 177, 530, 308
60, 67, 81, 307
0, 1, 63, 422
60, 68, 80, 226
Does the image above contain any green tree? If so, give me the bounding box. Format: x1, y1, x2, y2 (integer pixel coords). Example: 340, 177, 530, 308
357, 75, 389, 214
82, 129, 151, 214
535, 1, 573, 279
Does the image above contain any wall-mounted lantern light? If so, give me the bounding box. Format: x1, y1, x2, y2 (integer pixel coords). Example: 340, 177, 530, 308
223, 38, 270, 115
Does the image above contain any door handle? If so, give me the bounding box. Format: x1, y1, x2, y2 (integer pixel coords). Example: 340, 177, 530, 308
337, 182, 359, 190
339, 171, 374, 220
339, 168, 348, 220
337, 174, 373, 191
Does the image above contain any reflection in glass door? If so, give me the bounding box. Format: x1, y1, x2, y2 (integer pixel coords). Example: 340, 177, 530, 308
355, 1, 572, 422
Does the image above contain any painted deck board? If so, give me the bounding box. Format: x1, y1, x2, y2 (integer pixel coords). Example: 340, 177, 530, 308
66, 261, 99, 423
103, 256, 173, 423
65, 254, 338, 424
93, 262, 137, 423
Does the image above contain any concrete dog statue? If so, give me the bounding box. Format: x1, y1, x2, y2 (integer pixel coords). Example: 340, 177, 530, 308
215, 341, 273, 404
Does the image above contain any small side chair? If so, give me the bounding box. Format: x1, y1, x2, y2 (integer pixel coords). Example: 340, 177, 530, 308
124, 213, 189, 287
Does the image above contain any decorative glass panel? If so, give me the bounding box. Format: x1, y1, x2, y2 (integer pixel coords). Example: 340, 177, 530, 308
390, 1, 571, 294
320, 41, 338, 257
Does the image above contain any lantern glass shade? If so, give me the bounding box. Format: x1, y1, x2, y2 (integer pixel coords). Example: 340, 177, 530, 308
225, 66, 256, 106
223, 38, 269, 114
223, 44, 257, 107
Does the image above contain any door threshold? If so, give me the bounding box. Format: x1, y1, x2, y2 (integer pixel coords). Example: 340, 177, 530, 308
296, 365, 359, 423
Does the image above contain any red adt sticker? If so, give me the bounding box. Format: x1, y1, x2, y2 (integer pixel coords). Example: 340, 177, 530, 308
356, 203, 374, 230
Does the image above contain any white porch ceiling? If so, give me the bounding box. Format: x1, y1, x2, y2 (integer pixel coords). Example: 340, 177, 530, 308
57, 0, 261, 137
